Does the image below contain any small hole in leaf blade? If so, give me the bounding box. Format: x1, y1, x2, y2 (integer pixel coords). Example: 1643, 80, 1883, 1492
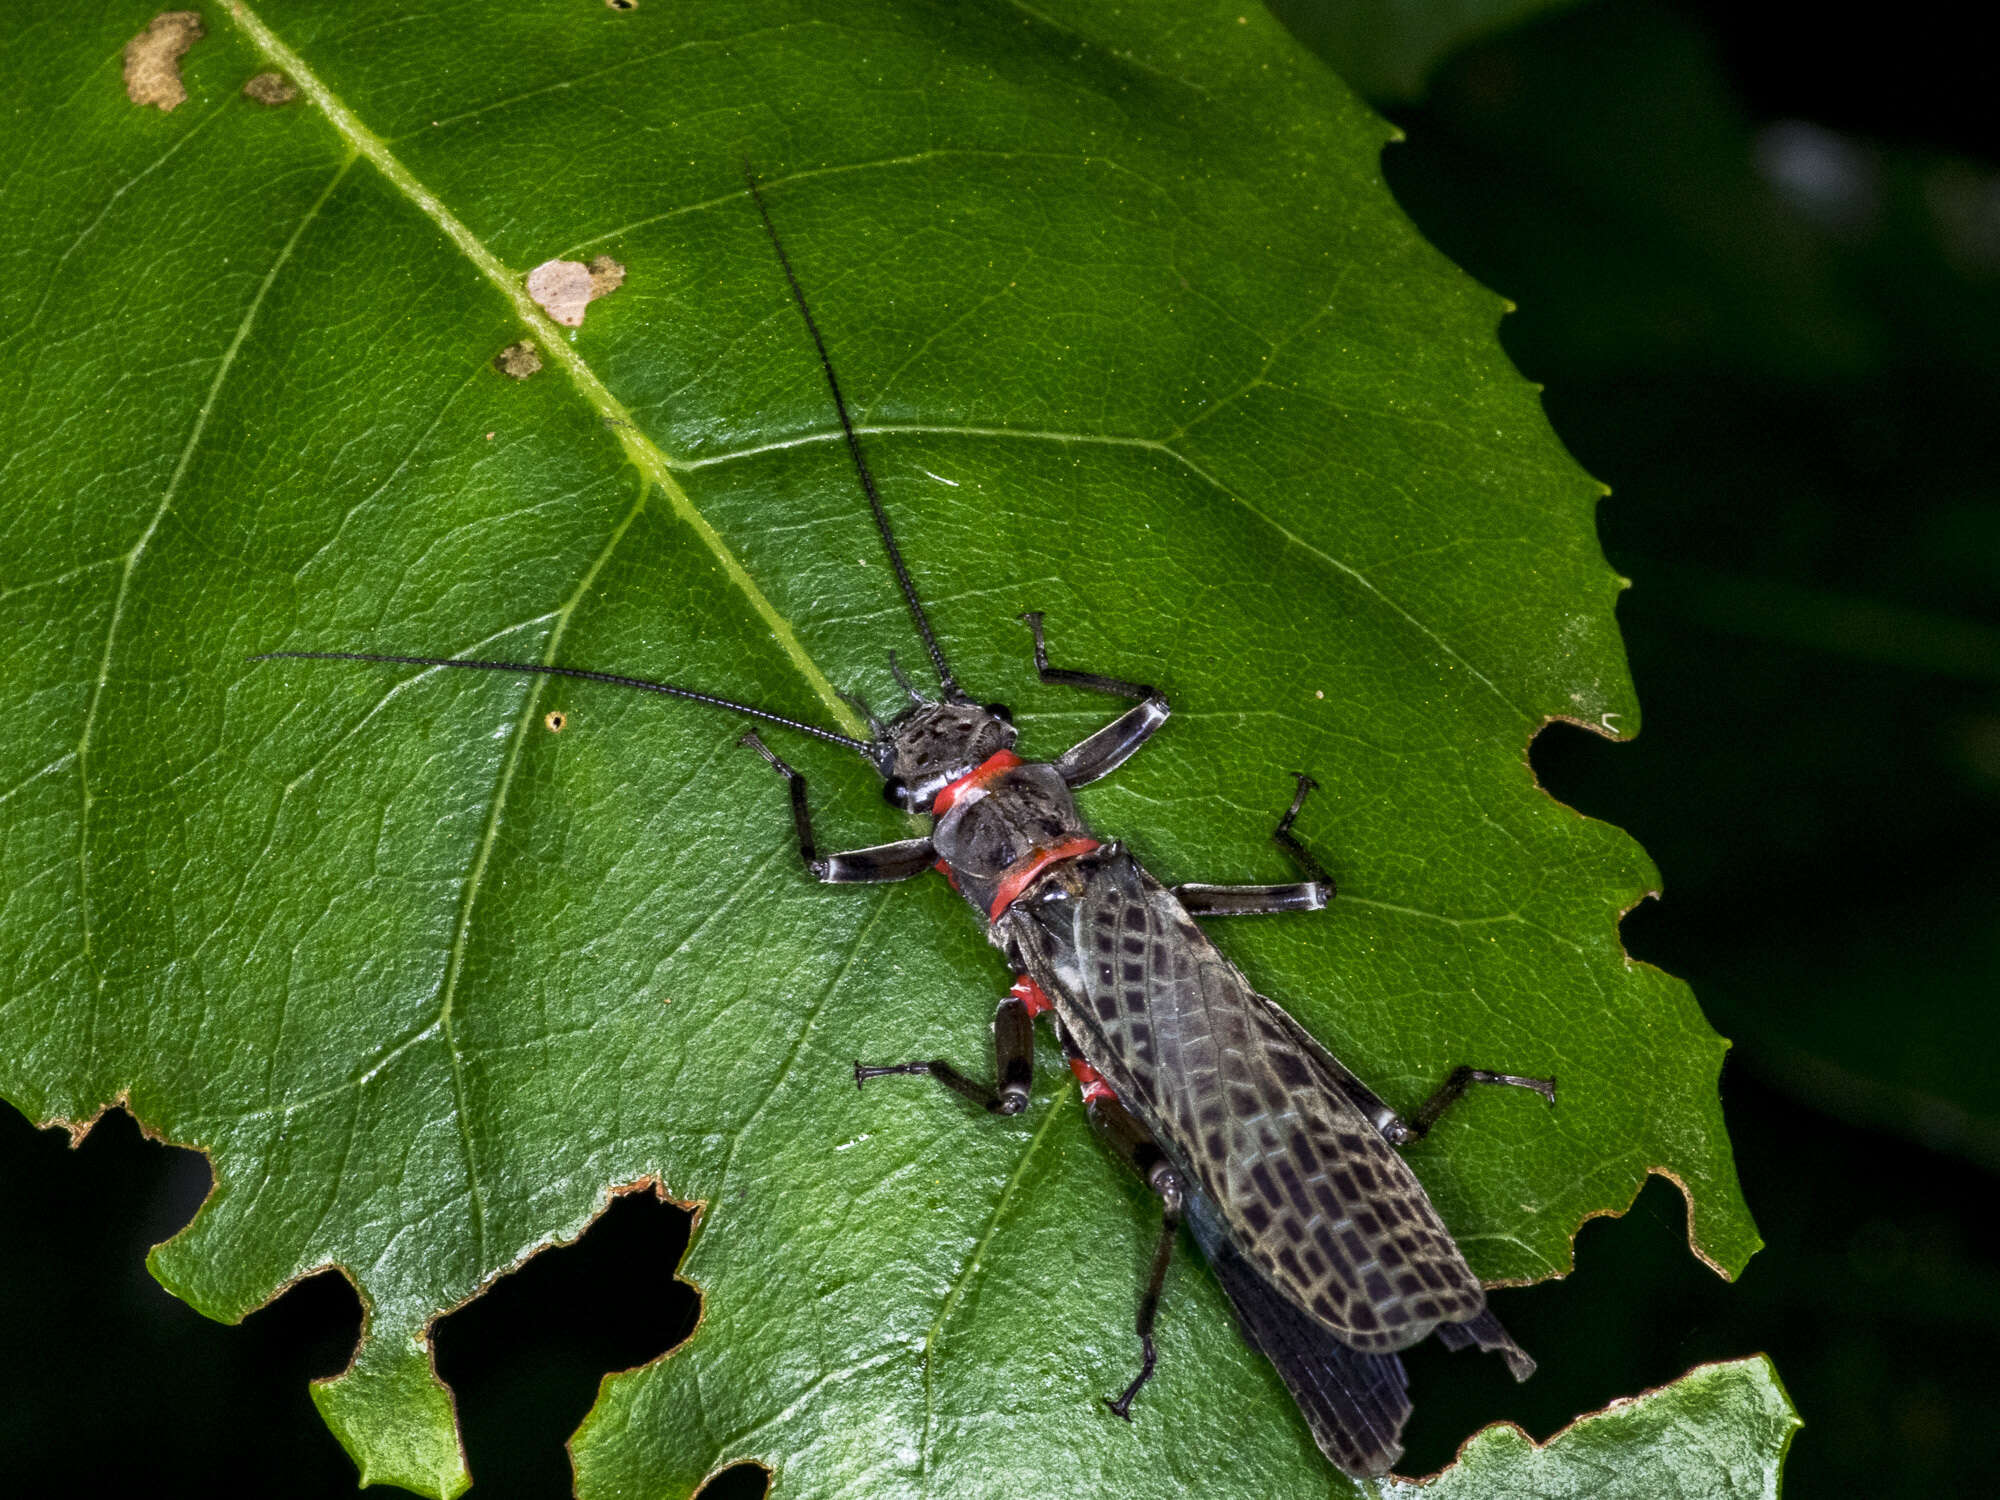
696, 1461, 771, 1500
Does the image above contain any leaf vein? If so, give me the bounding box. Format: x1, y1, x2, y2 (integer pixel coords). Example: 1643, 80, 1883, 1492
918, 1079, 1073, 1482
10, 96, 230, 355
427, 478, 653, 1268
727, 891, 893, 1158
678, 422, 1527, 715
563, 147, 1179, 260
73, 156, 350, 1072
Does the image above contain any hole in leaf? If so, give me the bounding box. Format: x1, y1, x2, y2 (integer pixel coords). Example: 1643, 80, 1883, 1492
1394, 1065, 2000, 1487
696, 1461, 771, 1500
433, 1187, 699, 1499
0, 1103, 362, 1490
1525, 715, 1603, 814
1394, 1172, 1717, 1476
1526, 717, 1670, 969
544, 710, 566, 733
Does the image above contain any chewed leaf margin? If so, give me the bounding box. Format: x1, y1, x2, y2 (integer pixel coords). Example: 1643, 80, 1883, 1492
1382, 1356, 1801, 1498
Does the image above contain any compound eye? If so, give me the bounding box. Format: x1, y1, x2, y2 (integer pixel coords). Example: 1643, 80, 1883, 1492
983, 702, 1013, 723
881, 776, 910, 810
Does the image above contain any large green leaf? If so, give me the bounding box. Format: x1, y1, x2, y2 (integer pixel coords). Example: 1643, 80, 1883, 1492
0, 2, 1759, 1495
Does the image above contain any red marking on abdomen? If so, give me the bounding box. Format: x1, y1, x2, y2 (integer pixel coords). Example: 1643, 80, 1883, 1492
931, 749, 1023, 817
933, 858, 959, 892
1069, 1053, 1117, 1103
988, 836, 1100, 920
1009, 974, 1054, 1018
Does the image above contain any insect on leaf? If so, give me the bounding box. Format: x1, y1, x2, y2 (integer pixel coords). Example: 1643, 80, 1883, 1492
0, 1, 1761, 1496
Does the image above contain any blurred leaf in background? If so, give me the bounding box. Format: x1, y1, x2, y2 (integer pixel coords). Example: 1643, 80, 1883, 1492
1265, 0, 1587, 102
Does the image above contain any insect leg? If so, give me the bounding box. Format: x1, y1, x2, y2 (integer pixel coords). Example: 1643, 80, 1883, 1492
853, 990, 1035, 1116
1174, 773, 1336, 915
740, 732, 936, 883
1019, 612, 1172, 788
1387, 1065, 1557, 1145
1255, 997, 1554, 1146
1082, 1080, 1186, 1422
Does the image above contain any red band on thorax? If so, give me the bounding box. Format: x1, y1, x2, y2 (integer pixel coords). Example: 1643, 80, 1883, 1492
988, 836, 1101, 921
930, 750, 1022, 818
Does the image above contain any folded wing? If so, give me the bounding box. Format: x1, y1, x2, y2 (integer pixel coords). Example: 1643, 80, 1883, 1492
1186, 1183, 1412, 1477
1051, 861, 1492, 1354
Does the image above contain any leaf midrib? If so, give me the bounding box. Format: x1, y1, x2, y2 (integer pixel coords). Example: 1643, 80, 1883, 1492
221, 0, 863, 739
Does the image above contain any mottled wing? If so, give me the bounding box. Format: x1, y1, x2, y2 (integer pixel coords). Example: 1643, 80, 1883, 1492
1185, 1183, 1411, 1478
1033, 855, 1488, 1353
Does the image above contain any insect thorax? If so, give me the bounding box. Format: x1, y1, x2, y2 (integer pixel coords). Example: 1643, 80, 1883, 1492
930, 762, 1086, 880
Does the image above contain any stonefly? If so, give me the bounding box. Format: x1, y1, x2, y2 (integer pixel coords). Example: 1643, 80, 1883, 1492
257, 171, 1557, 1478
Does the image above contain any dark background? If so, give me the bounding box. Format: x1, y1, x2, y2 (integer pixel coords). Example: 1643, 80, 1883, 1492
5, 1, 1995, 1492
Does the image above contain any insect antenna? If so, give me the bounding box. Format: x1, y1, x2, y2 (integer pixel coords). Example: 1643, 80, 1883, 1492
744, 166, 964, 702
885, 650, 928, 706
248, 651, 875, 754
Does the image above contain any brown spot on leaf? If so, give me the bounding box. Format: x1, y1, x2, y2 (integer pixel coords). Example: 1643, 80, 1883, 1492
526, 255, 626, 328
606, 0, 638, 9
544, 711, 566, 733
587, 254, 626, 298
493, 340, 542, 379
124, 11, 204, 113
242, 71, 297, 106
